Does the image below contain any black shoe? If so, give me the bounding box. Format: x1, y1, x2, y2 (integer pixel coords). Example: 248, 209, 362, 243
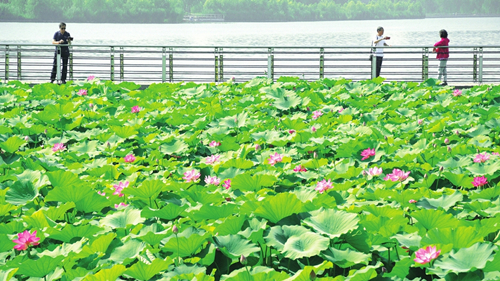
50, 80, 55, 83
440, 82, 448, 86
61, 80, 66, 84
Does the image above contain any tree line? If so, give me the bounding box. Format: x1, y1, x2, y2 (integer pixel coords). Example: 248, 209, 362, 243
0, 0, 499, 23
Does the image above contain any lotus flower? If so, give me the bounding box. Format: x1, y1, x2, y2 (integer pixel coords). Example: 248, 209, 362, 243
77, 89, 88, 96
367, 167, 383, 176
124, 154, 136, 163
418, 119, 423, 125
474, 153, 490, 163
223, 179, 231, 189
255, 144, 261, 150
205, 155, 220, 165
361, 148, 376, 161
414, 246, 441, 264
384, 169, 410, 182
114, 203, 128, 208
492, 152, 500, 156
293, 165, 307, 172
338, 107, 344, 113
172, 225, 179, 234
472, 176, 488, 187
204, 176, 220, 186
13, 230, 40, 251
268, 152, 283, 166
312, 126, 317, 132
444, 138, 449, 144
315, 179, 333, 193
288, 130, 296, 134
87, 75, 95, 81
312, 110, 323, 120
97, 191, 106, 196
209, 141, 221, 147
453, 89, 462, 97
131, 106, 141, 113
183, 170, 200, 182
409, 199, 417, 203
113, 181, 129, 197
52, 143, 66, 152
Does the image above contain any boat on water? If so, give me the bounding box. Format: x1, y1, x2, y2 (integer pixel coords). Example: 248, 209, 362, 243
183, 14, 225, 22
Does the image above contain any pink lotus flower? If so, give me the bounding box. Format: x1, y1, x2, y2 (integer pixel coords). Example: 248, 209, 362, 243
87, 75, 95, 81
418, 119, 423, 125
205, 155, 220, 165
13, 230, 40, 251
312, 110, 323, 120
97, 191, 106, 196
124, 154, 136, 163
52, 143, 66, 152
223, 179, 231, 189
311, 127, 317, 133
472, 176, 488, 187
114, 203, 129, 208
183, 170, 200, 182
409, 199, 417, 203
492, 152, 500, 156
131, 106, 141, 113
288, 130, 296, 134
384, 169, 411, 182
361, 148, 376, 161
338, 107, 344, 113
209, 141, 221, 147
77, 89, 88, 96
204, 176, 221, 186
474, 153, 490, 163
414, 246, 441, 265
293, 165, 307, 172
453, 89, 462, 97
315, 179, 333, 193
367, 167, 383, 176
113, 181, 129, 197
255, 144, 261, 150
268, 152, 283, 166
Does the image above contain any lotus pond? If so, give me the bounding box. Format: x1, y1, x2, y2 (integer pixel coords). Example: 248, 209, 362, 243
1, 76, 500, 280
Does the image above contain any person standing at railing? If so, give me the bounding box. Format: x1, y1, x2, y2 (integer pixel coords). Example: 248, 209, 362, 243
373, 26, 390, 78
50, 22, 73, 84
433, 29, 450, 86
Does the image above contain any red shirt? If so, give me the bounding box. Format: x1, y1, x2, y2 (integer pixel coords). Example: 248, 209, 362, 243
434, 38, 450, 60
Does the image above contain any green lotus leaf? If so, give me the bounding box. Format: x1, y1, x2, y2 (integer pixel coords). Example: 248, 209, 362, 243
5, 181, 38, 205
162, 264, 207, 279
214, 216, 246, 236
136, 231, 170, 247
69, 140, 100, 157
421, 226, 485, 250
160, 139, 189, 155
274, 95, 302, 110
466, 162, 500, 176
86, 165, 121, 180
0, 203, 17, 217
284, 260, 334, 281
0, 136, 26, 153
48, 224, 103, 243
221, 266, 289, 281
163, 234, 207, 257
141, 204, 187, 220
15, 256, 64, 278
321, 247, 371, 268
123, 179, 166, 201
417, 191, 463, 210
383, 256, 413, 279
124, 258, 173, 280
239, 217, 267, 245
82, 264, 126, 281
484, 250, 500, 272
46, 170, 82, 189
108, 239, 145, 264
303, 208, 359, 239
0, 268, 18, 281
282, 232, 329, 259
442, 172, 474, 189
212, 234, 260, 259
254, 192, 306, 223
391, 232, 421, 249
15, 169, 50, 189
45, 183, 108, 213
221, 158, 255, 169
110, 125, 138, 139
190, 204, 237, 221
467, 124, 491, 138
411, 209, 460, 232
431, 243, 497, 275
0, 233, 17, 252
264, 225, 310, 252
100, 208, 145, 229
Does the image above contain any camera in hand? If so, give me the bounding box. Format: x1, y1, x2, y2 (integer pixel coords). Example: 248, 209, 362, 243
68, 37, 74, 41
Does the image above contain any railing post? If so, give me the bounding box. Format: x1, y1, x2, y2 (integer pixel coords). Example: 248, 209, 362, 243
473, 47, 477, 82
56, 45, 61, 82
319, 47, 324, 79
110, 46, 115, 81
17, 45, 21, 80
215, 47, 219, 82
478, 47, 483, 84
69, 45, 73, 81
119, 47, 124, 82
169, 47, 173, 83
5, 45, 9, 81
162, 47, 166, 83
422, 47, 429, 81
219, 48, 224, 82
268, 48, 274, 81
371, 47, 376, 79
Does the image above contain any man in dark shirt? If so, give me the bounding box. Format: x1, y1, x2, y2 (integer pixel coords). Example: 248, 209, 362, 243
50, 22, 73, 84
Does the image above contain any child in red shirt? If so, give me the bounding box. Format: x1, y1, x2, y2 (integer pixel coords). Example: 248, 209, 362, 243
433, 29, 450, 86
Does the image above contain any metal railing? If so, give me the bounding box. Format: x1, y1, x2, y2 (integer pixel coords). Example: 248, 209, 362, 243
0, 44, 499, 84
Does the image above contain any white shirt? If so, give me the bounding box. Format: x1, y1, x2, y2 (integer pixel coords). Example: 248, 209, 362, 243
374, 35, 385, 57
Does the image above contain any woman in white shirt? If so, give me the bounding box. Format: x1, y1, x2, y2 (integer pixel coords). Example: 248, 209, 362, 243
373, 26, 390, 77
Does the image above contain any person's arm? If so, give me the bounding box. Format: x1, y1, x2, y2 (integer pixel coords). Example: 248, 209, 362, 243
52, 33, 64, 45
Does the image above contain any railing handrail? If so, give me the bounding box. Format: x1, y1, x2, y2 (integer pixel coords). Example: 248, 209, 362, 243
1, 43, 500, 49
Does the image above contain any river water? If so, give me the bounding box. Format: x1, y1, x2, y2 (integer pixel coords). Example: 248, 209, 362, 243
1, 17, 500, 46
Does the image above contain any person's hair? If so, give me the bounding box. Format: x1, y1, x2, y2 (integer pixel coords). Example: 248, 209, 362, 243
59, 22, 66, 28
377, 26, 384, 32
439, 29, 448, 38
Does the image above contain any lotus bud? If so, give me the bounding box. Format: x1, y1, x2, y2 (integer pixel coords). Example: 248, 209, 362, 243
363, 122, 366, 126
424, 174, 428, 179
362, 170, 367, 176
439, 166, 444, 172
384, 136, 388, 141
456, 130, 459, 135
448, 146, 451, 152
240, 255, 247, 265
44, 129, 48, 134
418, 119, 423, 125
24, 136, 29, 141
310, 270, 317, 280
360, 113, 363, 117
89, 103, 93, 108
312, 127, 316, 132
313, 152, 318, 159
429, 94, 432, 99
444, 138, 449, 144
433, 144, 436, 148
255, 144, 261, 150
172, 225, 179, 234
381, 267, 388, 273
107, 142, 110, 149
306, 107, 310, 111
432, 133, 436, 138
